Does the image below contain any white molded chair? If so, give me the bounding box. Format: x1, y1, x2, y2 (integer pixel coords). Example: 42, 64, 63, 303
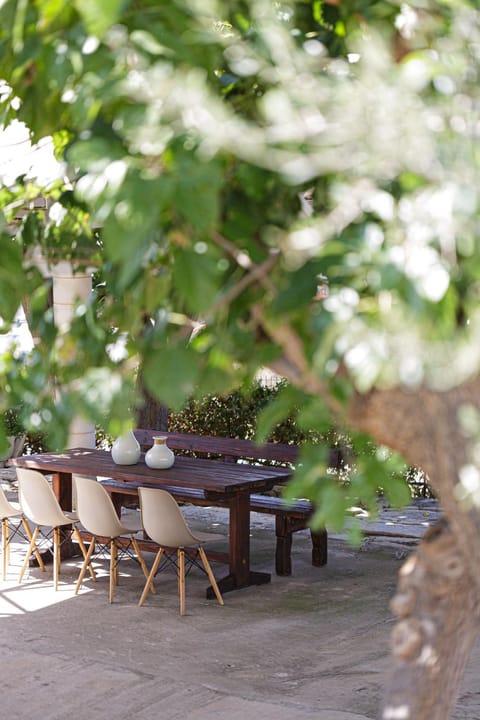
16, 467, 94, 590
0, 485, 44, 580
138, 487, 225, 616
74, 476, 151, 603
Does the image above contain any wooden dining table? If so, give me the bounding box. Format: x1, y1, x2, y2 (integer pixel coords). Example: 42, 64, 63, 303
9, 447, 292, 596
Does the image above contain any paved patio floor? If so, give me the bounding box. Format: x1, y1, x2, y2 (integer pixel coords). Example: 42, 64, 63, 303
0, 477, 478, 720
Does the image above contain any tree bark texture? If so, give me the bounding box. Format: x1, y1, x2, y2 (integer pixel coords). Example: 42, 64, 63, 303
346, 378, 480, 720
347, 379, 480, 591
381, 520, 479, 720
135, 371, 169, 431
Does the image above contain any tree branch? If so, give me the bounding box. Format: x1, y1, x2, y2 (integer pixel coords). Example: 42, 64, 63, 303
347, 375, 480, 596
206, 248, 279, 317
249, 303, 345, 416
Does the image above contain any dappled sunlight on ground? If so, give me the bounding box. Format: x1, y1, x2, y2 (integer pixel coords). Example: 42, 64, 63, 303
0, 547, 143, 615
0, 577, 88, 616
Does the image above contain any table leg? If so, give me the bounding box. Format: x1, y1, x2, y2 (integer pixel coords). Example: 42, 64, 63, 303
52, 471, 73, 511
52, 471, 77, 560
206, 492, 270, 598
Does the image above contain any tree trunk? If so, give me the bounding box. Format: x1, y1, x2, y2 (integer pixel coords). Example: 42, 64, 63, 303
135, 371, 169, 430
381, 520, 480, 720
346, 378, 480, 720
347, 380, 480, 590
260, 317, 480, 719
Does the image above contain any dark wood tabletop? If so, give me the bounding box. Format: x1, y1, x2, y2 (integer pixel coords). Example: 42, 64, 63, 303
9, 447, 291, 495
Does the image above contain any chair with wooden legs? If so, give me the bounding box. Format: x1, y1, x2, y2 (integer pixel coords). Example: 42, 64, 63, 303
74, 475, 151, 603
16, 468, 94, 590
138, 487, 224, 616
0, 485, 45, 580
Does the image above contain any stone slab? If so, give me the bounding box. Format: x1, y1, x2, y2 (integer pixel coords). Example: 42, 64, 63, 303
0, 486, 477, 720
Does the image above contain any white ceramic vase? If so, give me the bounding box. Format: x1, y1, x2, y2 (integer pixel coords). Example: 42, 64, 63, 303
145, 436, 175, 469
111, 430, 141, 465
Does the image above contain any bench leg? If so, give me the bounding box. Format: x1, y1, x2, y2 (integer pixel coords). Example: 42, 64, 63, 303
275, 516, 328, 574
311, 528, 328, 566
275, 515, 292, 576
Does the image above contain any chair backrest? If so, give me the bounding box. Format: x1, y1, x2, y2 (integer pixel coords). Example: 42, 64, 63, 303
17, 468, 70, 527
74, 476, 126, 538
0, 486, 20, 519
139, 487, 197, 548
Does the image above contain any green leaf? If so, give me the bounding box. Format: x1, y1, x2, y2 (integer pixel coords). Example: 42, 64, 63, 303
174, 154, 222, 234
0, 235, 24, 323
172, 248, 219, 315
143, 345, 200, 411
380, 262, 404, 290
101, 174, 171, 289
130, 30, 172, 57
195, 364, 235, 397
345, 521, 364, 547
297, 398, 332, 433
384, 474, 411, 509
35, 0, 74, 29
12, 0, 28, 53
313, 1, 324, 25
272, 261, 321, 314
255, 384, 301, 443
314, 482, 349, 531
67, 136, 125, 171
73, 0, 128, 39
283, 443, 330, 500
74, 368, 136, 426
330, 376, 352, 405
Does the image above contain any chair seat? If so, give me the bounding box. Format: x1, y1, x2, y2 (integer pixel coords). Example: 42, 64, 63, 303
118, 522, 141, 536
3, 507, 22, 520
64, 510, 80, 523
95, 526, 140, 539
0, 493, 22, 521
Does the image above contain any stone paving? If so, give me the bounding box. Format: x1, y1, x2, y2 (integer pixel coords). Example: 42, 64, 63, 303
0, 471, 478, 720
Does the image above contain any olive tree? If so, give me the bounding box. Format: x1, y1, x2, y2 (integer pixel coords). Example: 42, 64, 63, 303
1, 1, 480, 717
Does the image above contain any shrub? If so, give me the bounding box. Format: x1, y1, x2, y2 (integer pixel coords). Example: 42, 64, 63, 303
1, 406, 46, 455
168, 380, 315, 444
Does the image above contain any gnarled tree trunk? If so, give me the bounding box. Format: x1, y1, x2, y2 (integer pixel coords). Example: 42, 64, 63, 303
261, 279, 480, 719
347, 378, 480, 720
382, 520, 479, 719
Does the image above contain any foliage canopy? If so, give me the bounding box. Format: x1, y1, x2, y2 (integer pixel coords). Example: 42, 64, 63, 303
0, 0, 479, 527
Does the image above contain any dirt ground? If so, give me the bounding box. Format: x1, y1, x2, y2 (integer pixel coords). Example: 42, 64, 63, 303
0, 477, 478, 720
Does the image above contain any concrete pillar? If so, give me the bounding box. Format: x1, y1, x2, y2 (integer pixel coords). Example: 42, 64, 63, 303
52, 265, 92, 332
51, 262, 96, 449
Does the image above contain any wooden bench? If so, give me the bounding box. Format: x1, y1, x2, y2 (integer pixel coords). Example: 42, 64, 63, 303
101, 429, 329, 576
